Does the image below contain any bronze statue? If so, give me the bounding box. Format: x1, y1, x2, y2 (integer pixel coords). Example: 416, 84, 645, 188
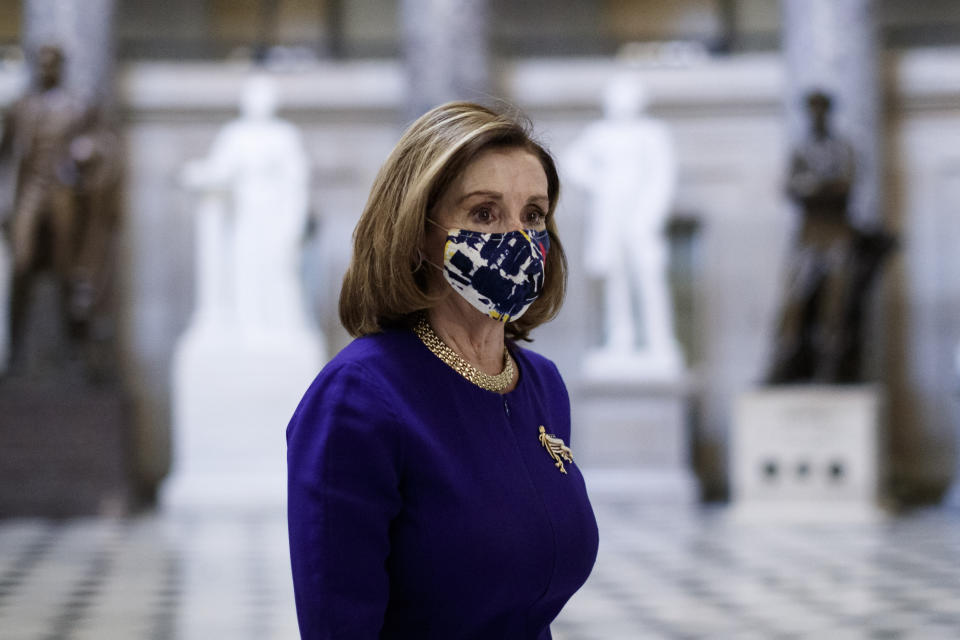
765, 91, 895, 384
0, 45, 120, 376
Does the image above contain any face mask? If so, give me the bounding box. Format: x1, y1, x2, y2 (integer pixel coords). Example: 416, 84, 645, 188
427, 221, 550, 323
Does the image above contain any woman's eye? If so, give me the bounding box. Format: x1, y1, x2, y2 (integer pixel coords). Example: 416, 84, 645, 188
471, 206, 494, 222
525, 209, 547, 225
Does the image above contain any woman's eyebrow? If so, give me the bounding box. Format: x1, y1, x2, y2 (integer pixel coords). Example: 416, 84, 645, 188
457, 190, 503, 203
456, 191, 549, 204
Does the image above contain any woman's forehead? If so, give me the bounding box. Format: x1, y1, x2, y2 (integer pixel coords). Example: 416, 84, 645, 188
453, 148, 548, 197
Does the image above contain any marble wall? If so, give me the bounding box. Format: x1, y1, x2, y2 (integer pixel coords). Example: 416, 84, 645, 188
1, 50, 957, 501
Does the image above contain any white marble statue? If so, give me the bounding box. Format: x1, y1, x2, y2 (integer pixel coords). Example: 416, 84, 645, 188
167, 75, 325, 508
181, 75, 315, 340
566, 73, 683, 381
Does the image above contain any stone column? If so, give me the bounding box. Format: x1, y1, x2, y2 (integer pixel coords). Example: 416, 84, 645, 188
781, 0, 882, 226
399, 0, 490, 121
22, 0, 117, 110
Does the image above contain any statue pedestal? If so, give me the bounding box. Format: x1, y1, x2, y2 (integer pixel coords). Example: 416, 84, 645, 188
0, 261, 133, 517
163, 326, 323, 510
582, 349, 683, 384
0, 374, 132, 517
730, 385, 886, 522
575, 376, 698, 502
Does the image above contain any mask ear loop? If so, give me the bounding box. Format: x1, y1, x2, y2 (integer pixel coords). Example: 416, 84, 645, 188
425, 217, 448, 233
419, 218, 450, 272
414, 218, 437, 272
415, 246, 444, 273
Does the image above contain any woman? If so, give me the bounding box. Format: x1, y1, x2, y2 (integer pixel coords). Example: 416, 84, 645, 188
287, 102, 599, 639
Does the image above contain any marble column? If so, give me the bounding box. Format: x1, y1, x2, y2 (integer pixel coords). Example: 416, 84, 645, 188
22, 0, 117, 110
399, 0, 490, 121
781, 0, 882, 226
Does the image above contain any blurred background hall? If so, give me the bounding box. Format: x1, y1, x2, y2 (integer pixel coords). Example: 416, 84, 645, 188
1, 0, 959, 638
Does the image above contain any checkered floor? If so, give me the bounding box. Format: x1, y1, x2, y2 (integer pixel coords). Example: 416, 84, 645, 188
1, 488, 959, 639
555, 496, 960, 640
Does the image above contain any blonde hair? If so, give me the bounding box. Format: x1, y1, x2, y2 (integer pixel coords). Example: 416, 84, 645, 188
339, 101, 567, 341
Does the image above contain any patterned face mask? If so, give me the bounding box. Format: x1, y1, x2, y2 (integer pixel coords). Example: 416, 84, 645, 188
427, 221, 550, 323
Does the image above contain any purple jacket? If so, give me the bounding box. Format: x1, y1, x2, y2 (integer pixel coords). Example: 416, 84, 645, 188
287, 327, 599, 639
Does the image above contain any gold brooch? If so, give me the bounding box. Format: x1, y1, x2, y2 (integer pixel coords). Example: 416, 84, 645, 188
538, 426, 574, 474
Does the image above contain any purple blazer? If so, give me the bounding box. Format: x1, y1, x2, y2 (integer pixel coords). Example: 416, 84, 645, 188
287, 327, 599, 639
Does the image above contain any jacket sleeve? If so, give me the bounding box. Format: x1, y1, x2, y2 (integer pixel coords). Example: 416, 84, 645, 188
286, 361, 404, 639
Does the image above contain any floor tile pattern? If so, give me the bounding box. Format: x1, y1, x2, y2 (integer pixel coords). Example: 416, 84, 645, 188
1, 496, 959, 639
553, 498, 960, 639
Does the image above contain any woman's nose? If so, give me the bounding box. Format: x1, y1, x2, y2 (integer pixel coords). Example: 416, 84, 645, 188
503, 212, 525, 232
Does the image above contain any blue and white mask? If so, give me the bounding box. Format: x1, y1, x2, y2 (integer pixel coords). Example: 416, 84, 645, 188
431, 225, 550, 323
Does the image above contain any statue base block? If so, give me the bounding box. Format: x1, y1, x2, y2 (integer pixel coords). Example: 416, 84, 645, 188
730, 385, 886, 522
575, 377, 697, 502
0, 373, 133, 517
582, 349, 683, 384
163, 326, 323, 510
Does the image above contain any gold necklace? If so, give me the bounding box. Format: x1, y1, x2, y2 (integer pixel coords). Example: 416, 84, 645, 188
413, 314, 515, 393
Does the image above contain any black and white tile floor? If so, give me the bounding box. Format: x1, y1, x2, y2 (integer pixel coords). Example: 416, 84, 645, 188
554, 496, 960, 640
1, 490, 959, 639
